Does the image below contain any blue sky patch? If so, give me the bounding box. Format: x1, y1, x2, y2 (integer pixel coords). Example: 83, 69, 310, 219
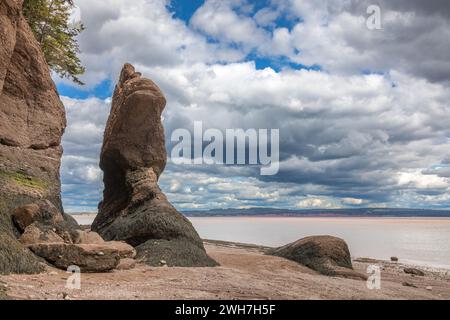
168, 0, 205, 23
57, 79, 113, 100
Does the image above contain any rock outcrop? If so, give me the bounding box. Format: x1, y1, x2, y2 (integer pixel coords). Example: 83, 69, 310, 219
12, 200, 136, 272
0, 0, 67, 274
92, 64, 217, 267
268, 235, 366, 280
27, 238, 136, 273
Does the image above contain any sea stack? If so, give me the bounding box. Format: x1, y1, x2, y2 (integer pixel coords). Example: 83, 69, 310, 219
92, 63, 217, 267
0, 0, 67, 274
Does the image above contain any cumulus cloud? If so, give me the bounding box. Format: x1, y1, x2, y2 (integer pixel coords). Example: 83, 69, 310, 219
67, 0, 246, 88
59, 0, 450, 211
286, 0, 450, 83
61, 96, 110, 212
297, 197, 336, 209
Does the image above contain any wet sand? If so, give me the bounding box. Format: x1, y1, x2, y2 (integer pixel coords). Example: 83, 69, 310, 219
1, 240, 449, 300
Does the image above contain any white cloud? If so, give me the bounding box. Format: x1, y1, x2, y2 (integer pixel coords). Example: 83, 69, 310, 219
191, 0, 270, 49
58, 0, 450, 211
341, 198, 365, 205
297, 198, 336, 209
397, 170, 449, 190
286, 0, 450, 83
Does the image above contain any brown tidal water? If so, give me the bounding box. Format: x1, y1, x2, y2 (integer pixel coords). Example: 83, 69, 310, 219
72, 215, 450, 269
190, 217, 450, 269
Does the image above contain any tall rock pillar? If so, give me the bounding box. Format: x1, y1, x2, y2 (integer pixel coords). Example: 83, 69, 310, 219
92, 64, 217, 267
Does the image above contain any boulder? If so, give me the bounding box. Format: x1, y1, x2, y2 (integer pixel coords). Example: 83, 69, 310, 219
0, 0, 66, 274
268, 235, 366, 280
92, 63, 217, 267
12, 200, 64, 232
73, 230, 105, 244
12, 200, 79, 244
29, 243, 121, 272
20, 222, 135, 271
19, 222, 65, 245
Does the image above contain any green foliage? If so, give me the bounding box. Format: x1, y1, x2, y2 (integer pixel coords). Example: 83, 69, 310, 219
22, 0, 85, 85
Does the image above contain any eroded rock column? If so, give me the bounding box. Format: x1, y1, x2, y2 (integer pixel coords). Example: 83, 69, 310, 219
92, 64, 217, 267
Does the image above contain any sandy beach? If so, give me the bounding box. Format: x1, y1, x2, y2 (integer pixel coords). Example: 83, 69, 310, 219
1, 240, 449, 300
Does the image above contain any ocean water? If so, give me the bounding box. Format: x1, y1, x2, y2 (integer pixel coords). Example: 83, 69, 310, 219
73, 215, 450, 269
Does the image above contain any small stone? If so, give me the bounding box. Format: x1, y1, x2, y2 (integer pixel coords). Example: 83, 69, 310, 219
402, 281, 417, 288
160, 260, 167, 265
390, 256, 399, 262
426, 286, 433, 291
97, 251, 105, 256
48, 271, 58, 275
404, 268, 425, 276
116, 258, 136, 270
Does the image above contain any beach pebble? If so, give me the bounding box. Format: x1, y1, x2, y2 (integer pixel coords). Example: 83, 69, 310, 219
390, 257, 399, 262
402, 281, 417, 288
426, 286, 433, 291
404, 268, 425, 276
62, 292, 71, 300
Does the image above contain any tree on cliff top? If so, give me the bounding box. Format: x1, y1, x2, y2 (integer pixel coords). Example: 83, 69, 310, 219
23, 0, 85, 85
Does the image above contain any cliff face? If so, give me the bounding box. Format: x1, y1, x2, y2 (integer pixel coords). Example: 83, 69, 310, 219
92, 64, 217, 267
0, 0, 67, 274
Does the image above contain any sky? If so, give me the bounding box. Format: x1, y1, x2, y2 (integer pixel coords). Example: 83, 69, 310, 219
59, 0, 450, 212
